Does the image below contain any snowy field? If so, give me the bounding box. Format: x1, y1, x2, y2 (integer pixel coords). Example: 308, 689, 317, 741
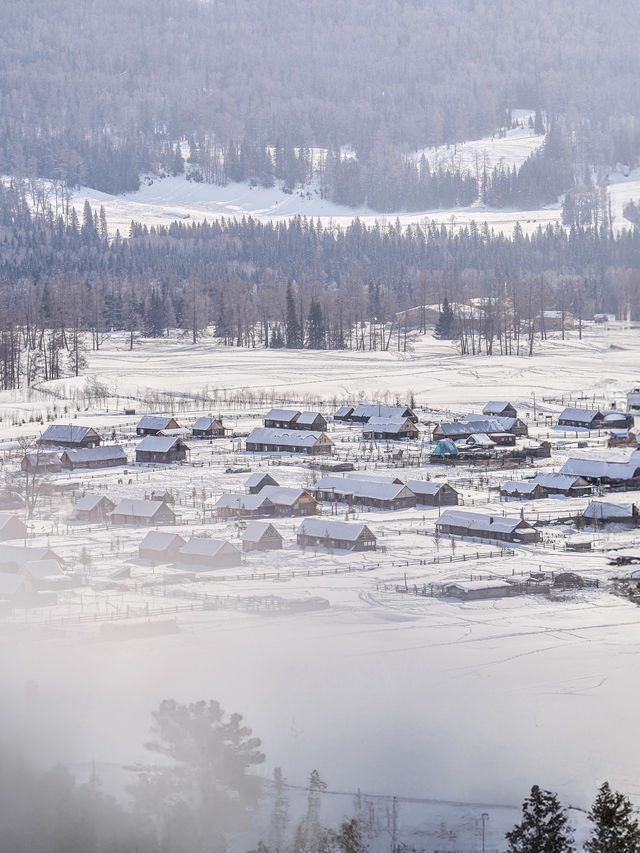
1, 323, 640, 851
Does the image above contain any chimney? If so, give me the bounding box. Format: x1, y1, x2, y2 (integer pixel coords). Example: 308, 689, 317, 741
489, 516, 494, 524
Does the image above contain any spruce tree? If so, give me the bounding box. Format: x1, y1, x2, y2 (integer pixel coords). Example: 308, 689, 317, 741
585, 782, 640, 853
306, 298, 325, 349
285, 282, 302, 348
434, 297, 455, 339
505, 785, 574, 853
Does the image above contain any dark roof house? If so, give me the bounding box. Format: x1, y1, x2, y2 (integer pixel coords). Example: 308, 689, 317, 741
136, 436, 189, 464
39, 424, 102, 448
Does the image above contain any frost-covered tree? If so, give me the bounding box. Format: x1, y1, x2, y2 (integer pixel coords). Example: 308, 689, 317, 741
585, 782, 640, 853
505, 785, 574, 853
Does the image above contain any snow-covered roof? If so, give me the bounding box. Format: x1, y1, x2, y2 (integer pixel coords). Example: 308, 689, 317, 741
445, 578, 513, 592
345, 472, 404, 484
405, 479, 450, 496
465, 433, 495, 446
242, 521, 282, 542
23, 559, 65, 580
40, 424, 98, 443
192, 417, 222, 430
352, 404, 414, 420
532, 472, 588, 489
139, 531, 185, 551
627, 392, 640, 406
583, 501, 635, 520
482, 402, 513, 414
559, 457, 640, 481
0, 513, 24, 531
436, 509, 529, 535
500, 480, 541, 493
137, 435, 185, 453
74, 494, 112, 512
334, 406, 354, 418
311, 476, 413, 502
245, 472, 277, 488
463, 414, 518, 430
264, 408, 300, 422
363, 417, 415, 433
558, 407, 603, 422
0, 545, 59, 565
62, 445, 126, 463
137, 416, 178, 430
110, 499, 167, 518
259, 485, 315, 506
0, 573, 27, 597
215, 493, 273, 510
297, 518, 375, 541
296, 411, 324, 425
603, 412, 628, 423
179, 538, 238, 557
247, 428, 331, 448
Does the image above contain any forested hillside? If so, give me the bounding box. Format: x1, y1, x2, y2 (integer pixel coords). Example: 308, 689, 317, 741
2, 0, 640, 208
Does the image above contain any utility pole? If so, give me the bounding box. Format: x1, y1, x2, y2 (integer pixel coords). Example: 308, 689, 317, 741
481, 812, 489, 853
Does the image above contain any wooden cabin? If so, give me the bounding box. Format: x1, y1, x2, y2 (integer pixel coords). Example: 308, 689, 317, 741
293, 411, 328, 431
557, 408, 605, 429
362, 417, 419, 441
60, 445, 127, 470
482, 401, 518, 418
435, 509, 540, 544
109, 499, 176, 526
136, 436, 189, 464
21, 451, 63, 474
350, 404, 418, 424
246, 427, 334, 455
72, 495, 116, 523
297, 518, 377, 552
500, 481, 547, 500
258, 486, 319, 516
192, 417, 226, 438
310, 475, 417, 510
177, 538, 242, 570
264, 408, 301, 429
136, 416, 181, 436
138, 531, 186, 563
532, 472, 591, 496
405, 480, 459, 507
241, 522, 284, 552
0, 514, 27, 541
245, 472, 279, 494
38, 424, 102, 448
214, 493, 275, 519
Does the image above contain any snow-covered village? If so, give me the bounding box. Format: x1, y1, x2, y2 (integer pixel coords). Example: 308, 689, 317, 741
5, 1, 640, 851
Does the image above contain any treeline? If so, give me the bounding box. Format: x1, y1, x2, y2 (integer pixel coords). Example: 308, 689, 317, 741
2, 0, 640, 201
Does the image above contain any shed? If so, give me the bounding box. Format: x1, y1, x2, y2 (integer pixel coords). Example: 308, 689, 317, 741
241, 522, 284, 552
430, 439, 459, 459
136, 436, 189, 464
136, 416, 181, 436
441, 578, 519, 601
139, 531, 186, 563
500, 481, 547, 500
177, 538, 242, 570
72, 495, 116, 523
39, 424, 102, 448
192, 417, 226, 438
297, 518, 377, 552
482, 402, 517, 418
405, 480, 459, 507
109, 499, 176, 526
245, 472, 279, 494
60, 445, 127, 470
0, 514, 27, 541
557, 408, 604, 429
583, 501, 639, 524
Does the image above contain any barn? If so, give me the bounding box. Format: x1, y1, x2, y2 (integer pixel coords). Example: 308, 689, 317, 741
177, 538, 242, 570
296, 518, 377, 552
136, 436, 189, 464
136, 416, 181, 436
72, 495, 116, 523
245, 472, 279, 493
0, 514, 27, 541
246, 427, 334, 455
60, 445, 127, 470
405, 480, 459, 507
38, 424, 102, 448
109, 499, 176, 526
241, 522, 284, 552
214, 493, 275, 519
138, 531, 186, 563
435, 509, 540, 543
191, 417, 226, 438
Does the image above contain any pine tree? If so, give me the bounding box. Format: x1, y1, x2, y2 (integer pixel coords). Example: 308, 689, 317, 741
306, 298, 325, 349
505, 785, 574, 853
434, 297, 455, 339
285, 281, 302, 348
585, 782, 640, 853
337, 818, 366, 853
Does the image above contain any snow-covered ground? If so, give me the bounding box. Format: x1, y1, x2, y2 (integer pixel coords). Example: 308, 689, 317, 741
2, 323, 640, 851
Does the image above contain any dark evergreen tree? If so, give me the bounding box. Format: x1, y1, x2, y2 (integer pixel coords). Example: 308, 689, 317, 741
306, 298, 325, 349
434, 297, 455, 339
285, 281, 302, 348
585, 782, 640, 853
505, 785, 574, 853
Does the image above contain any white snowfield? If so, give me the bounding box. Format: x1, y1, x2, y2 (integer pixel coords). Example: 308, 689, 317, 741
1, 323, 640, 852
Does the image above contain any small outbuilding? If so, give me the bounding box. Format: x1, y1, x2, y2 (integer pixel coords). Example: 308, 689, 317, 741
214, 493, 275, 519
258, 486, 319, 516
294, 411, 328, 431
60, 445, 127, 470
362, 417, 419, 441
500, 481, 547, 500
192, 417, 226, 438
21, 451, 63, 474
241, 522, 284, 552
264, 408, 301, 429
136, 436, 189, 464
405, 480, 459, 507
245, 472, 279, 494
482, 402, 518, 418
0, 514, 27, 541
